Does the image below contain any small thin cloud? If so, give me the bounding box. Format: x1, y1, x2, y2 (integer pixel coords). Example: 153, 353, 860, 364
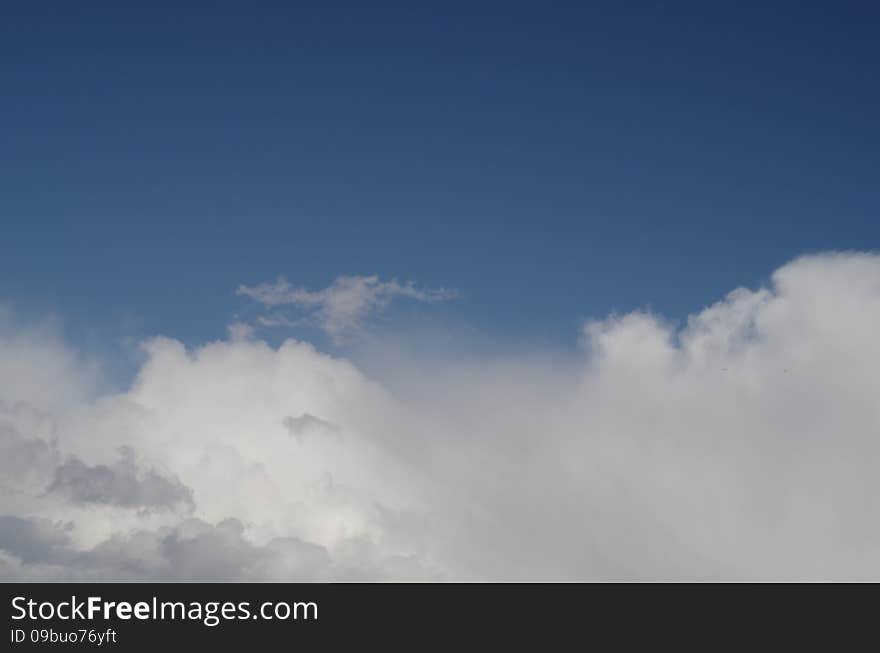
237, 275, 456, 340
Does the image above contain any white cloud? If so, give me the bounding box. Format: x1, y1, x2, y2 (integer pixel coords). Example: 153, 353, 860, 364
2, 252, 880, 580
237, 275, 456, 340
0, 311, 99, 411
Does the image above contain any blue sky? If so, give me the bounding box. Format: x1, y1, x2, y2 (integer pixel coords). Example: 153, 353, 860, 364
2, 1, 878, 354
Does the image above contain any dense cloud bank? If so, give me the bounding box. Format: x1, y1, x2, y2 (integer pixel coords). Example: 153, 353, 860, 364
2, 253, 880, 580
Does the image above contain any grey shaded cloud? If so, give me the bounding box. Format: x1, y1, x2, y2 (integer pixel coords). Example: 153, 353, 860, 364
282, 414, 339, 439
48, 448, 195, 512
153, 519, 330, 581
0, 516, 73, 565
0, 405, 58, 495
0, 515, 422, 581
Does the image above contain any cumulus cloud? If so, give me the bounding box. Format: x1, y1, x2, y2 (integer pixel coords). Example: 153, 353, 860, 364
237, 275, 455, 340
2, 252, 880, 580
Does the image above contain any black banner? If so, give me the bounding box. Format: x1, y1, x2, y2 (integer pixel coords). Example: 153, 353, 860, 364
1, 583, 869, 649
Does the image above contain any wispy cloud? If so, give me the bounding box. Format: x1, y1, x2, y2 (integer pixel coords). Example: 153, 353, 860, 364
237, 275, 456, 340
